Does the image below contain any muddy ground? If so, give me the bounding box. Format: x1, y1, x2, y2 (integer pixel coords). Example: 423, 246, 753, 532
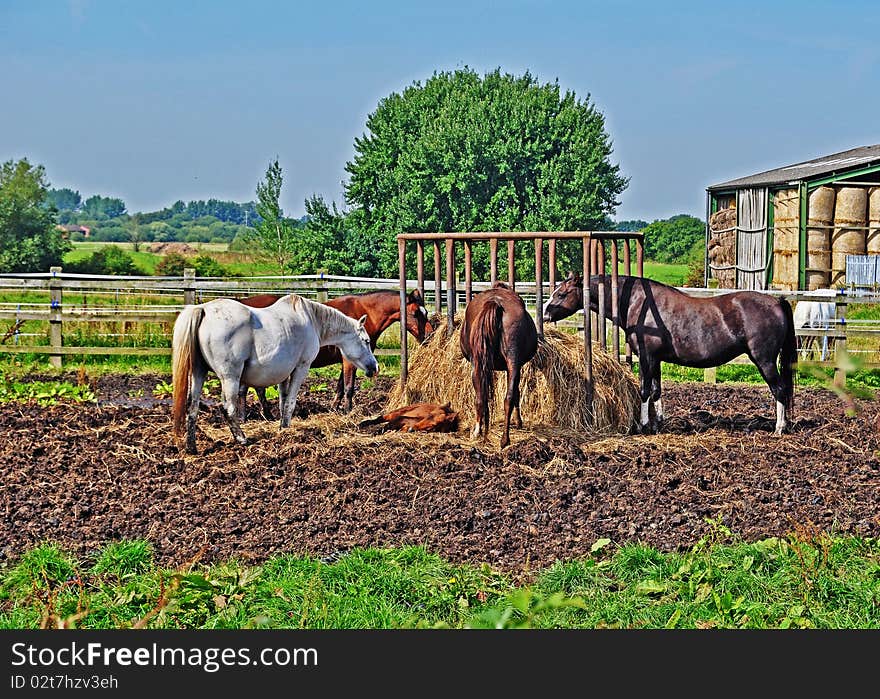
1, 371, 878, 577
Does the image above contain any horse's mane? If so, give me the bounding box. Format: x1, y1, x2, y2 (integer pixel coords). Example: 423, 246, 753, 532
290, 294, 355, 340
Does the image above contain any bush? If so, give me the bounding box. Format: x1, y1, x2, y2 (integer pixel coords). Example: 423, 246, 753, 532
153, 252, 188, 276
154, 252, 234, 277
191, 254, 232, 277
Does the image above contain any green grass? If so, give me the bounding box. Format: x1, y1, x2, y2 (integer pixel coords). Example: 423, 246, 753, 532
63, 244, 163, 275
2, 527, 878, 629
641, 260, 689, 286
62, 242, 278, 278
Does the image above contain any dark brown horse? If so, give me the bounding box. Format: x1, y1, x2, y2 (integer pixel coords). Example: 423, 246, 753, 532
240, 289, 432, 414
460, 282, 538, 448
542, 273, 797, 434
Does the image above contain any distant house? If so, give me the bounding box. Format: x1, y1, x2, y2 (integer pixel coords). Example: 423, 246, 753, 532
57, 224, 91, 239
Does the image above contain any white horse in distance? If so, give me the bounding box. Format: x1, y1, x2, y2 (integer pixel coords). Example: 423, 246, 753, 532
793, 290, 836, 361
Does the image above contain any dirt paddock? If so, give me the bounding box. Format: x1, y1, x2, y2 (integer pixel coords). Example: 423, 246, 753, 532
1, 372, 878, 576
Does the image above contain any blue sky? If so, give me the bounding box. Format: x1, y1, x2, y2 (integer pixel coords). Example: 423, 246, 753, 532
1, 0, 878, 222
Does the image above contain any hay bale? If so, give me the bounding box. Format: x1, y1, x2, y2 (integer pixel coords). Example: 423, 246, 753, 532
772, 188, 800, 291
831, 186, 867, 286
868, 187, 880, 255
806, 186, 835, 290
387, 316, 639, 436
708, 207, 736, 288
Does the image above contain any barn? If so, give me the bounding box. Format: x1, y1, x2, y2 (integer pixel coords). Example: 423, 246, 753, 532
705, 143, 880, 291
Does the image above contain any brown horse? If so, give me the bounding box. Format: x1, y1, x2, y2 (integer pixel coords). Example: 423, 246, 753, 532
542, 272, 797, 434
239, 289, 432, 414
459, 282, 538, 448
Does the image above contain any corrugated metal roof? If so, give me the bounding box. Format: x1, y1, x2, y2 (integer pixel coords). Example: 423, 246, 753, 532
708, 143, 880, 190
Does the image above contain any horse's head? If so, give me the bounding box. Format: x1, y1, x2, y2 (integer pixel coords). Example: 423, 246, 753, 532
340, 314, 379, 377
542, 271, 583, 322
405, 289, 432, 343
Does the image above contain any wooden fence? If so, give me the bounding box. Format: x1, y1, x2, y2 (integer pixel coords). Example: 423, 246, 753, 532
0, 268, 878, 384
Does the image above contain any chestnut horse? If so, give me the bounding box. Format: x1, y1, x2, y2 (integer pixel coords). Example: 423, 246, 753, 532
542, 273, 797, 435
459, 282, 538, 448
240, 289, 431, 414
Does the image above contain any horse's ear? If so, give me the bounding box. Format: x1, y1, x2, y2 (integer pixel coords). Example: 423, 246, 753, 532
358, 314, 368, 327
566, 271, 575, 280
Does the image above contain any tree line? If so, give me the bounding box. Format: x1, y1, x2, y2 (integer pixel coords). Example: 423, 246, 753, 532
1, 66, 706, 278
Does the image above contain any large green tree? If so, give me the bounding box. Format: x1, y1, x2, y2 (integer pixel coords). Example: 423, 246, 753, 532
344, 67, 629, 277
0, 159, 71, 272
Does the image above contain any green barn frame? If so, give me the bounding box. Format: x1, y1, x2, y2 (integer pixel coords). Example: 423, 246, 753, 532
705, 143, 880, 290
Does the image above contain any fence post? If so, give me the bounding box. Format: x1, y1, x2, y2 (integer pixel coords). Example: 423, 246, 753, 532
316, 269, 329, 303
49, 266, 63, 368
833, 295, 848, 389
183, 268, 196, 306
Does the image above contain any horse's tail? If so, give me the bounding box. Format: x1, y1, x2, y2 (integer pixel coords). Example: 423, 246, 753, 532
171, 305, 205, 436
472, 299, 503, 430
779, 298, 797, 410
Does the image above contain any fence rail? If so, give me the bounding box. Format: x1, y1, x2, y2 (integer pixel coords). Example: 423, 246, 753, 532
0, 269, 878, 380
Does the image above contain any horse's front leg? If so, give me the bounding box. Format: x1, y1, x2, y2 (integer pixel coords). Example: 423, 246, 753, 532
280, 362, 312, 428
650, 370, 663, 432
342, 360, 357, 413
331, 369, 345, 411
637, 355, 658, 434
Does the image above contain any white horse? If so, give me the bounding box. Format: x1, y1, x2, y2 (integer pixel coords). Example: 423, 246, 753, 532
171, 294, 379, 454
793, 292, 836, 361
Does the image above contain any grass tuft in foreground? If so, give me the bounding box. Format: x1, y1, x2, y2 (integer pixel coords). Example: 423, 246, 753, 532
2, 523, 878, 630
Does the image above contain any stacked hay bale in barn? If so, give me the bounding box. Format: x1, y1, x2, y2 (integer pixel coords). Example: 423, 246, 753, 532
386, 317, 639, 436
805, 186, 836, 290
771, 188, 800, 290
830, 186, 868, 287
868, 187, 880, 255
707, 207, 736, 288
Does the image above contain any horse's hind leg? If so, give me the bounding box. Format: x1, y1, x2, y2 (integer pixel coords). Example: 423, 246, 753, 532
236, 384, 248, 422
470, 367, 486, 440
185, 364, 207, 454
218, 375, 248, 445
501, 363, 522, 448
751, 356, 789, 435
256, 386, 274, 420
